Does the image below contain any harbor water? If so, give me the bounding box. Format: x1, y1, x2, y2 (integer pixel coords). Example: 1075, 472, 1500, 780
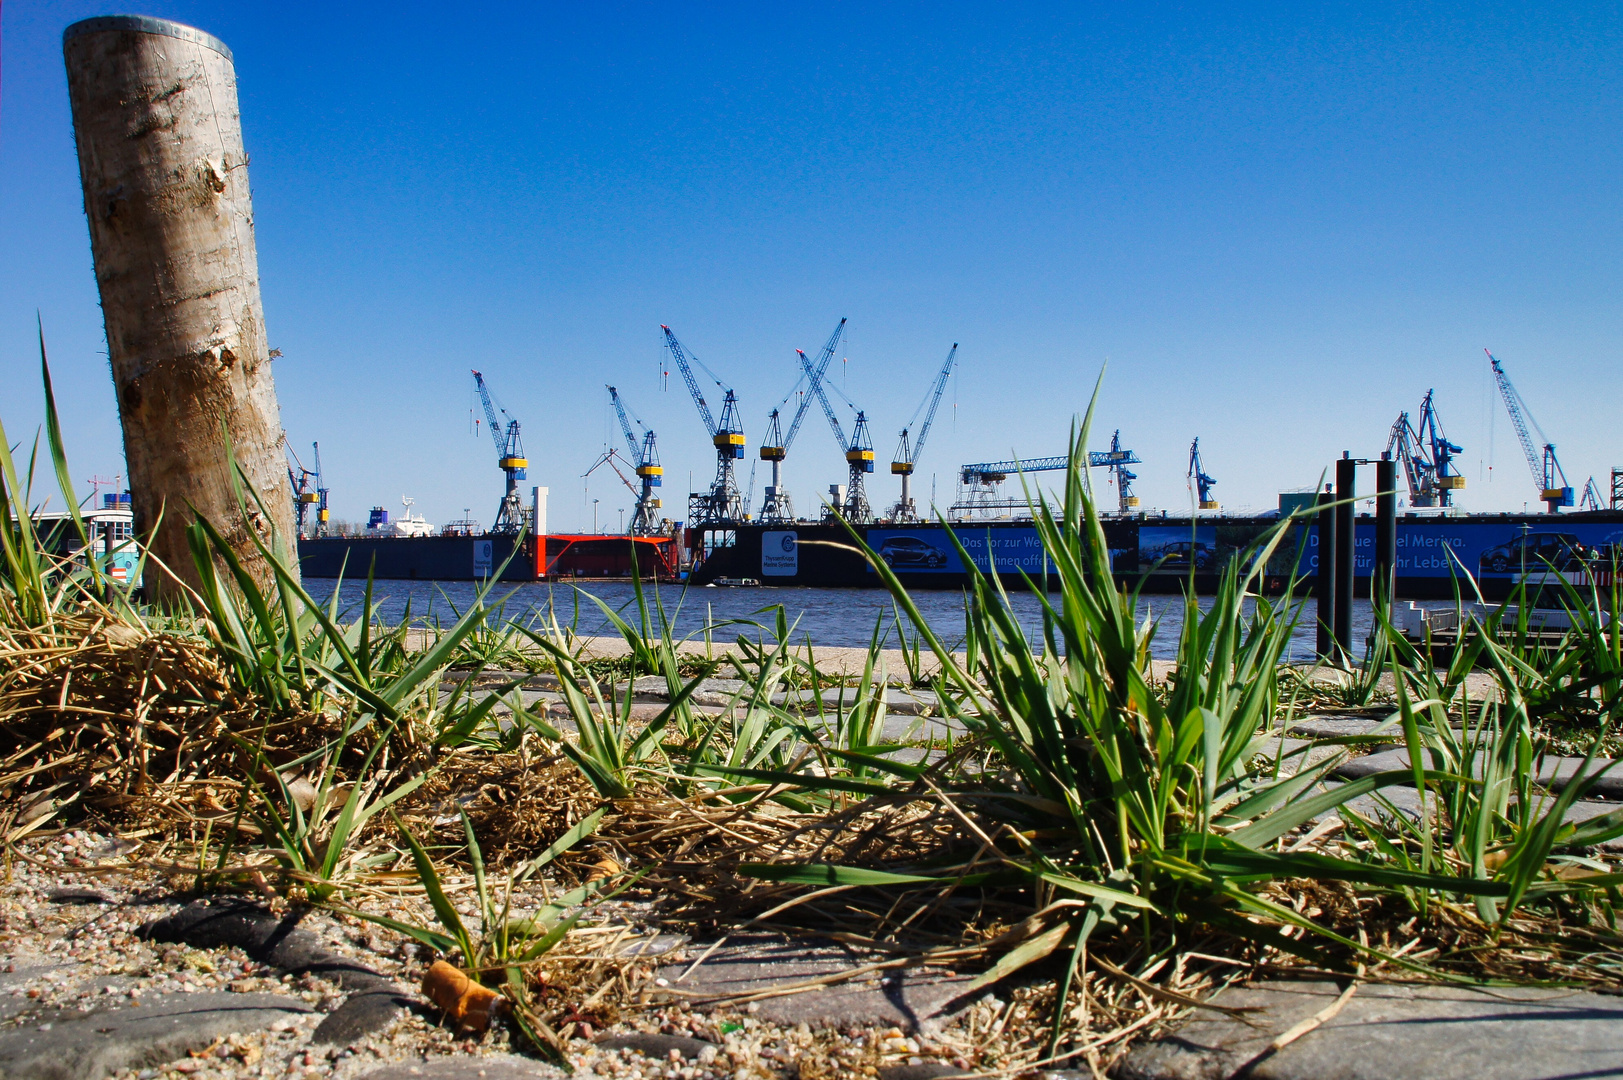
303, 579, 1456, 663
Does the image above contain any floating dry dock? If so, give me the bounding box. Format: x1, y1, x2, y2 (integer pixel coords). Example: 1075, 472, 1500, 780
690, 511, 1623, 599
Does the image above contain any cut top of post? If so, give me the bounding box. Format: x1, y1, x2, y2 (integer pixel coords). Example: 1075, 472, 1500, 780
64, 15, 233, 61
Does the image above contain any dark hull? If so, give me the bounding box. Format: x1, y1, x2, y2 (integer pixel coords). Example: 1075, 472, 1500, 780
695, 512, 1623, 600
297, 534, 534, 581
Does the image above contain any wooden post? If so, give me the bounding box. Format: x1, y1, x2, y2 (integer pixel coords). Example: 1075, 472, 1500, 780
63, 16, 297, 601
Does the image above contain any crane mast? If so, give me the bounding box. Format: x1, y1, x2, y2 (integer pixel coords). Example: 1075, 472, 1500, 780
760, 317, 846, 524
472, 370, 528, 533
606, 385, 664, 535
890, 343, 959, 521
1486, 350, 1572, 513
1187, 438, 1217, 510
661, 325, 744, 526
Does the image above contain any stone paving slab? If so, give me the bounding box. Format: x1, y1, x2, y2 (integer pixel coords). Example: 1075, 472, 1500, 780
1315, 782, 1623, 850
356, 1056, 564, 1080
656, 936, 982, 1033
1113, 978, 1623, 1080
1334, 748, 1623, 799
0, 992, 313, 1080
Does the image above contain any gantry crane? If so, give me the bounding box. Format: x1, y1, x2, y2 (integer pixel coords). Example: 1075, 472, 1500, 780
607, 385, 663, 535
1486, 350, 1572, 513
889, 343, 959, 521
660, 325, 744, 525
953, 439, 1142, 517
796, 344, 874, 522
1386, 390, 1465, 508
472, 369, 528, 533
759, 317, 846, 523
1188, 437, 1218, 511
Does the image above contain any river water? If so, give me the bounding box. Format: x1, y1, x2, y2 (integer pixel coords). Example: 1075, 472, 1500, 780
302, 578, 1457, 663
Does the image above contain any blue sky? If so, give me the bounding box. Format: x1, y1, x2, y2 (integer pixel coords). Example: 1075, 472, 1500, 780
4, 2, 1622, 529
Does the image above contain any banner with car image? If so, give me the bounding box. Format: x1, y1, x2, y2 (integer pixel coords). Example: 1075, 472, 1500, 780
867, 527, 1039, 575
1312, 520, 1621, 582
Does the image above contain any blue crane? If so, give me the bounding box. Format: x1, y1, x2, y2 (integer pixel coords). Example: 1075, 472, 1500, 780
1385, 389, 1465, 508
472, 369, 528, 533
795, 343, 875, 521
1486, 350, 1572, 513
957, 438, 1142, 514
1109, 430, 1139, 512
661, 325, 744, 525
1188, 438, 1217, 511
759, 318, 846, 523
311, 441, 330, 537
286, 446, 319, 538
1416, 390, 1464, 504
607, 385, 663, 535
1581, 476, 1604, 512
889, 343, 958, 521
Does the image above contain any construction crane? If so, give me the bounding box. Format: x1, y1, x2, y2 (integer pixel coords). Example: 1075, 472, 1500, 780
1486, 350, 1572, 513
311, 442, 329, 537
953, 439, 1142, 516
1109, 430, 1139, 512
1386, 390, 1465, 508
1580, 476, 1604, 512
660, 325, 744, 525
286, 447, 319, 539
472, 369, 528, 533
1188, 438, 1218, 511
606, 385, 663, 535
759, 318, 847, 523
795, 344, 875, 522
889, 343, 959, 521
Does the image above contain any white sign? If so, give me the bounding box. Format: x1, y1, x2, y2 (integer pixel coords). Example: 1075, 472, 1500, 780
474, 539, 494, 577
761, 531, 798, 576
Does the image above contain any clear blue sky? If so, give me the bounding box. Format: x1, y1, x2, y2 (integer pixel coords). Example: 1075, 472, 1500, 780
5, 2, 1622, 529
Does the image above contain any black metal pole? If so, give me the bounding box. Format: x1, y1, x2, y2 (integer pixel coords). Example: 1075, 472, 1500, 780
1334, 453, 1356, 660
1315, 485, 1336, 659
1375, 455, 1398, 621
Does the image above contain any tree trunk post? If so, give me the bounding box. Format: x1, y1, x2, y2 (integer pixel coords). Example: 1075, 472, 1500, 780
63, 16, 297, 602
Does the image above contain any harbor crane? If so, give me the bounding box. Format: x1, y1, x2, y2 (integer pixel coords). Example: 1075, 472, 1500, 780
287, 447, 319, 538
311, 442, 329, 537
661, 325, 745, 525
1580, 476, 1604, 512
1384, 390, 1464, 508
606, 385, 664, 535
472, 369, 528, 533
1188, 438, 1218, 510
889, 343, 959, 521
1109, 430, 1139, 512
759, 317, 846, 523
582, 447, 640, 522
1486, 349, 1573, 513
795, 343, 875, 522
953, 438, 1142, 517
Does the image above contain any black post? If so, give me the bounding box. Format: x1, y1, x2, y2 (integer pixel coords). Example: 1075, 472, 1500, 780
1315, 485, 1336, 659
1375, 455, 1398, 621
1334, 453, 1356, 660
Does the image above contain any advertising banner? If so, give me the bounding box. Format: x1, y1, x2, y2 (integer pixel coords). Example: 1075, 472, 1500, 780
761, 531, 799, 576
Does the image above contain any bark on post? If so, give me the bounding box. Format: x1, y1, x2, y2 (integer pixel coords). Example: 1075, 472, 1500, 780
63, 16, 297, 601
